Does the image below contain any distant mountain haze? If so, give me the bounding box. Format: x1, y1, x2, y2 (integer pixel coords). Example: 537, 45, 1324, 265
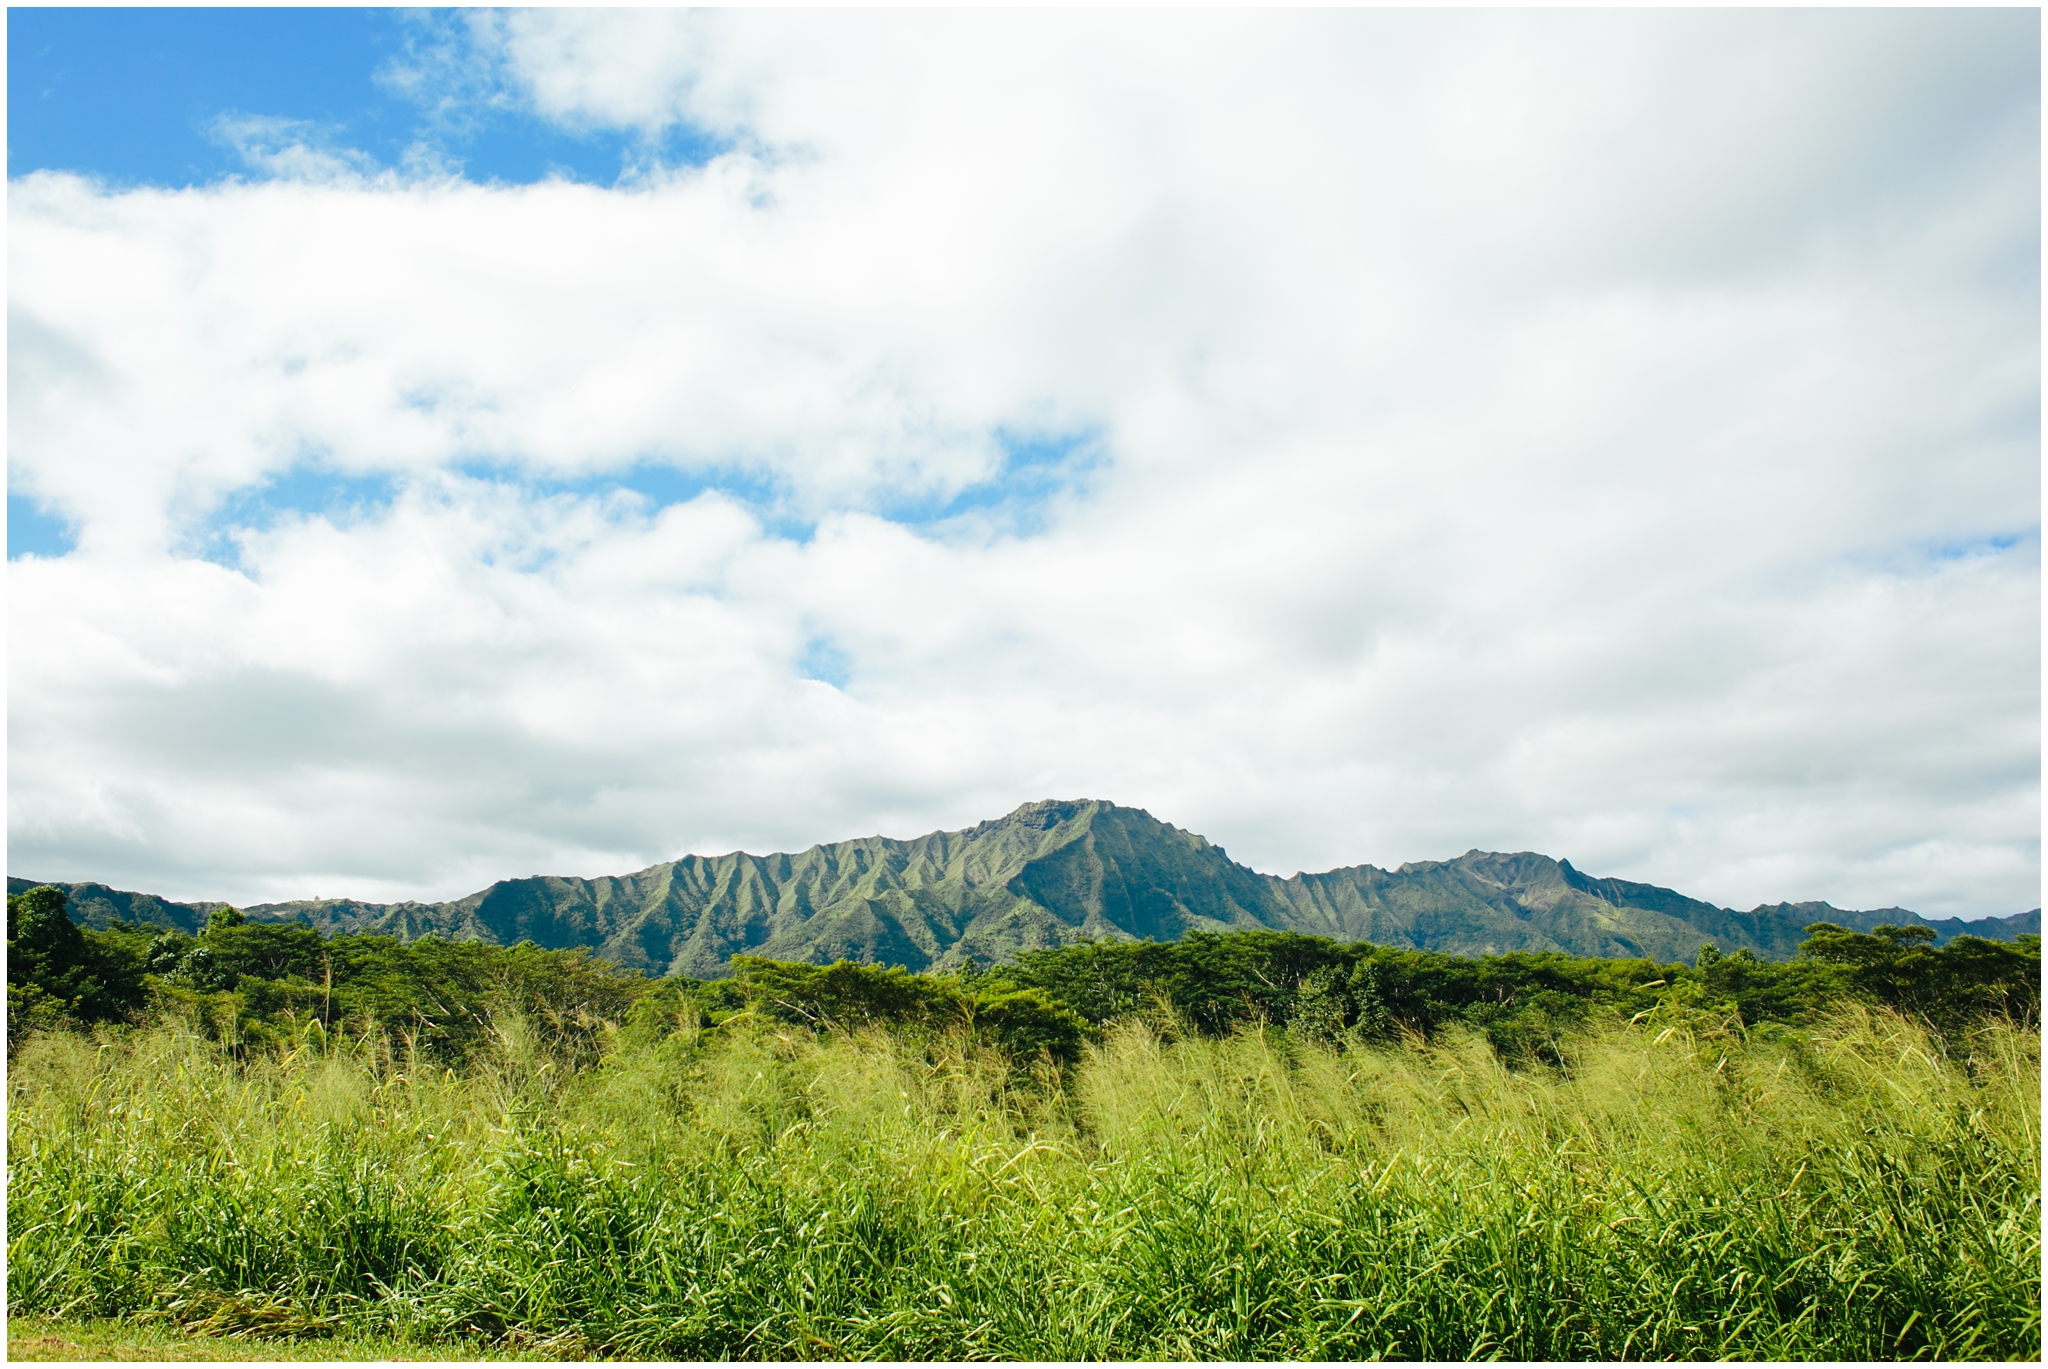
12, 800, 2039, 973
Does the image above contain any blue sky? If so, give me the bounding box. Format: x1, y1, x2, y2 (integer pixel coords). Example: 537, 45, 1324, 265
7, 7, 704, 188
7, 10, 2038, 918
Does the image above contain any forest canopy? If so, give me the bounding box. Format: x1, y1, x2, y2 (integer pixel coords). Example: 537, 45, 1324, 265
8, 884, 2037, 1063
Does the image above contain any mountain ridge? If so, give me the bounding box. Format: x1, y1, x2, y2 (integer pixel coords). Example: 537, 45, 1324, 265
11, 798, 2038, 973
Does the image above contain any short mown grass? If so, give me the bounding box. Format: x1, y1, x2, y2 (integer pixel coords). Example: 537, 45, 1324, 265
7, 1006, 2039, 1360
5, 1314, 555, 1362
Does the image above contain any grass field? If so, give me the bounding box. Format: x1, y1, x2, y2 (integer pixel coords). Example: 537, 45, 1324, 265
5, 1314, 559, 1362
7, 1006, 2039, 1360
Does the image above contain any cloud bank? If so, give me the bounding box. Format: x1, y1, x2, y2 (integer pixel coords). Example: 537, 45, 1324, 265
9, 10, 2039, 917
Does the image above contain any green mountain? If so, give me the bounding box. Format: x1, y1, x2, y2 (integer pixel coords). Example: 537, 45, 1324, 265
12, 799, 2038, 973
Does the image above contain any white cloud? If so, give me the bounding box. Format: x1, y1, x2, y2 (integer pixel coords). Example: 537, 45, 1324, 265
8, 10, 2039, 917
206, 113, 386, 185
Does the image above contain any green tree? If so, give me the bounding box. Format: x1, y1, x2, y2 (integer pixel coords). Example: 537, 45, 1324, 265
1798, 922, 2039, 1028
7, 885, 147, 1034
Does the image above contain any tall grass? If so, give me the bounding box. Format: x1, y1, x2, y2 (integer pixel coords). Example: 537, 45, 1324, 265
8, 1007, 2039, 1360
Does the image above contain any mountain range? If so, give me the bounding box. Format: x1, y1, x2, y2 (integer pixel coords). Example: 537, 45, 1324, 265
12, 799, 2038, 975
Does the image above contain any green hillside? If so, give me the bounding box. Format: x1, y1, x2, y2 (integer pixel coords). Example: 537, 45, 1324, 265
11, 798, 2038, 973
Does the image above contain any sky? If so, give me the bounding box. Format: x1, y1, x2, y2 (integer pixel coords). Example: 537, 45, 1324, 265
7, 9, 2040, 919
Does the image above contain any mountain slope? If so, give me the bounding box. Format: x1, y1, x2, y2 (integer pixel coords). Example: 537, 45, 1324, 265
12, 799, 2037, 974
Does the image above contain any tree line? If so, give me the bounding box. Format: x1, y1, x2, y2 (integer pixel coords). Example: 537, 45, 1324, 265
8, 882, 2037, 1066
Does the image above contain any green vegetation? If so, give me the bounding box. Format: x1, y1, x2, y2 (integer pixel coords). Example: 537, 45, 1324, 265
9, 892, 642, 1067
10, 1006, 2038, 1359
8, 882, 2041, 1360
987, 925, 2041, 1054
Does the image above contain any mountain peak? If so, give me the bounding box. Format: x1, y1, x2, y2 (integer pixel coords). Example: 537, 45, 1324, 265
962, 798, 1103, 838
15, 801, 2032, 975
1005, 797, 1101, 826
